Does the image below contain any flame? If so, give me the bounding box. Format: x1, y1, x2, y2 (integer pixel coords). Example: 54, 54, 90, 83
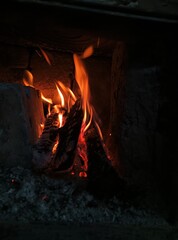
23, 70, 34, 87
81, 45, 93, 59
77, 124, 88, 171
54, 83, 66, 128
40, 48, 51, 65
41, 93, 53, 104
73, 52, 93, 132
56, 81, 76, 112
52, 141, 59, 154
23, 46, 106, 176
56, 84, 65, 108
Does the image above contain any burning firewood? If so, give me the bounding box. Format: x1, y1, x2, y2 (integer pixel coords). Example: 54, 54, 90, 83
50, 99, 83, 173
85, 121, 125, 197
32, 110, 59, 170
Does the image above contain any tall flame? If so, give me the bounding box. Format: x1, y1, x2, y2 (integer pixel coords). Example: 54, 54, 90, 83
73, 52, 93, 132
41, 93, 53, 104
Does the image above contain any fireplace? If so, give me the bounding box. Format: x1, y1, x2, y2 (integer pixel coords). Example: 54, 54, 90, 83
0, 0, 178, 234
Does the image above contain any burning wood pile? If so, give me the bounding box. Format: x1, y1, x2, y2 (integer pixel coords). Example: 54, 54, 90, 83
17, 46, 122, 196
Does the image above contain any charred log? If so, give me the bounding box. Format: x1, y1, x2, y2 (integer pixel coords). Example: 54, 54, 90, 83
32, 111, 59, 170
50, 99, 83, 173
85, 122, 125, 198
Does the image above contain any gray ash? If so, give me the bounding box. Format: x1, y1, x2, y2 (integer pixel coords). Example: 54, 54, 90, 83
0, 166, 168, 226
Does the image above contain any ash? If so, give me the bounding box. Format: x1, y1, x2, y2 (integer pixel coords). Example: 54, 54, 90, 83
0, 166, 168, 226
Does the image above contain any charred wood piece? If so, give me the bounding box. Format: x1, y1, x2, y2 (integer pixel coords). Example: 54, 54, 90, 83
85, 122, 125, 197
50, 99, 83, 173
32, 111, 59, 170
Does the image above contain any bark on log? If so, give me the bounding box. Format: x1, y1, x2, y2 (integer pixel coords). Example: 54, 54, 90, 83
50, 99, 83, 173
0, 83, 44, 168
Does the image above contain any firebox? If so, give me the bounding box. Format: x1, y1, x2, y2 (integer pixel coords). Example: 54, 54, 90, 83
0, 0, 178, 235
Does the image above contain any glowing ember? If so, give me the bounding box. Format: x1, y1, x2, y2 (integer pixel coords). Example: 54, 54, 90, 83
11, 179, 15, 183
40, 123, 44, 130
56, 84, 65, 108
52, 141, 59, 154
77, 124, 88, 171
79, 171, 87, 178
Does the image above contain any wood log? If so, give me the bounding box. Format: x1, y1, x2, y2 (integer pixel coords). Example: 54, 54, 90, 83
85, 121, 125, 197
0, 83, 44, 168
50, 99, 83, 173
32, 110, 59, 170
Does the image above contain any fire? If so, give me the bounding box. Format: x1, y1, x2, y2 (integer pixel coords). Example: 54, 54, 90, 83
73, 50, 93, 132
55, 84, 65, 128
40, 48, 51, 66
53, 81, 77, 128
23, 70, 34, 87
56, 84, 65, 108
41, 93, 53, 104
56, 81, 76, 111
23, 47, 104, 176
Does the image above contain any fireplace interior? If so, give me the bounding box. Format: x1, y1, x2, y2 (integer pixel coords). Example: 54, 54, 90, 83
0, 1, 178, 239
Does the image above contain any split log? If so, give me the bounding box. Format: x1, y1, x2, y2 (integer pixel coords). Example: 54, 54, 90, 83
50, 99, 83, 173
32, 111, 59, 170
85, 121, 125, 197
0, 83, 44, 168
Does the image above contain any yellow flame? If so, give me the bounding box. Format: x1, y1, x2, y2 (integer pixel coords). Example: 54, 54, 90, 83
58, 113, 63, 128
41, 92, 53, 104
56, 81, 77, 113
56, 84, 65, 107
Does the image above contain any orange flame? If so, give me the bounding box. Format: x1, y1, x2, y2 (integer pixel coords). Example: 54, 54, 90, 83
54, 83, 65, 128
56, 84, 65, 108
81, 45, 93, 59
40, 48, 51, 66
23, 70, 34, 87
73, 53, 93, 132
